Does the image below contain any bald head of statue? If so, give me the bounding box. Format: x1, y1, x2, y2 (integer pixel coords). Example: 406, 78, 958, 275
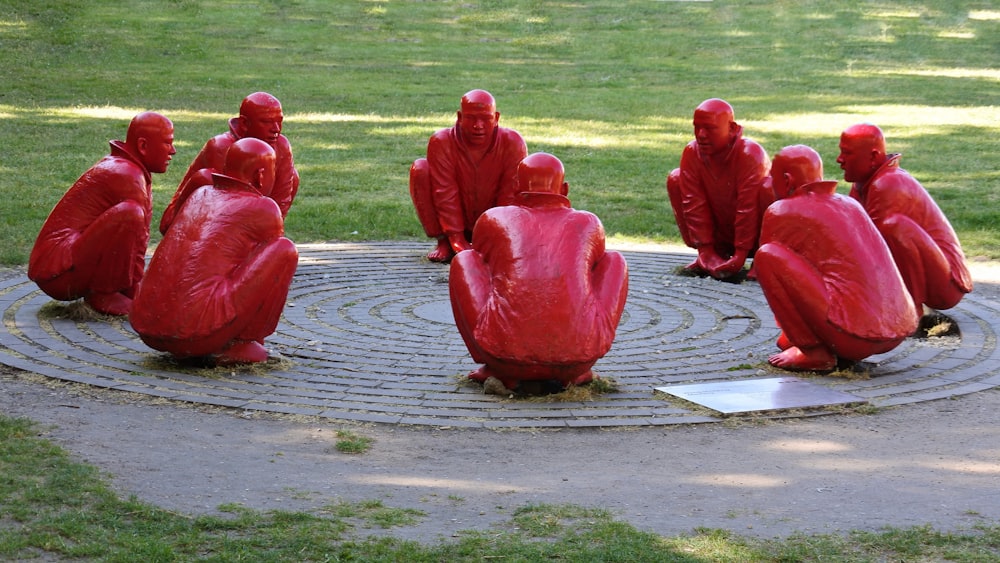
238, 92, 284, 146
516, 152, 568, 197
457, 89, 500, 149
837, 123, 887, 184
126, 112, 175, 174
224, 137, 277, 196
692, 98, 738, 157
770, 144, 824, 200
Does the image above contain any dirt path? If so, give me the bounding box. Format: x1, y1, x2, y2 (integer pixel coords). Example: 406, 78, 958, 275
3, 258, 1000, 543
4, 366, 1000, 543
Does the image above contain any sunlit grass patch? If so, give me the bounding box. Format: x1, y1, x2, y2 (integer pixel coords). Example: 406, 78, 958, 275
332, 430, 374, 454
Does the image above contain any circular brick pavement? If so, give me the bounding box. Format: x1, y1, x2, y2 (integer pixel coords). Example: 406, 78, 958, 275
1, 242, 998, 428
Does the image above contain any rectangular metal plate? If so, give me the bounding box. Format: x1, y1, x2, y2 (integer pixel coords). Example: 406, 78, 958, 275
655, 377, 866, 415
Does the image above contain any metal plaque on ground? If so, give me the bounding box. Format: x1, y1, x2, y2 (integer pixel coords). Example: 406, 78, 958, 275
655, 377, 867, 415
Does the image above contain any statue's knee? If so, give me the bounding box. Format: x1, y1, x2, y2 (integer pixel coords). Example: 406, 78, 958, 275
449, 251, 488, 292
78, 201, 146, 251
666, 168, 680, 194
754, 243, 783, 267
410, 158, 428, 185
102, 200, 145, 223
606, 249, 627, 272
272, 237, 298, 261
409, 159, 431, 207
97, 201, 146, 236
878, 214, 922, 240
754, 244, 812, 284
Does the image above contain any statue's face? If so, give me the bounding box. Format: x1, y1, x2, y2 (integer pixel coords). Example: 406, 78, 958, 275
837, 134, 873, 183
141, 125, 176, 174
243, 110, 283, 145
692, 109, 733, 156
457, 106, 498, 149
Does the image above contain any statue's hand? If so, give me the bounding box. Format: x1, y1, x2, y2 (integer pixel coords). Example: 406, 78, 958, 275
709, 250, 748, 279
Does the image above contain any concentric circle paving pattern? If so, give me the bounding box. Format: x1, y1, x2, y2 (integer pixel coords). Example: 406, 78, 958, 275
2, 242, 998, 428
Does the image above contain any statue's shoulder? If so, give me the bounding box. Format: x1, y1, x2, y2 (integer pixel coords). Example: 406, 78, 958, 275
429, 126, 455, 142
678, 140, 700, 161
274, 134, 294, 151
97, 152, 147, 182
870, 164, 923, 195
497, 126, 525, 143
203, 132, 236, 153
738, 137, 769, 161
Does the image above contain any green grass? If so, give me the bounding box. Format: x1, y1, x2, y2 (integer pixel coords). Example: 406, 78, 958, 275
1, 0, 999, 264
3, 414, 1000, 561
332, 429, 374, 454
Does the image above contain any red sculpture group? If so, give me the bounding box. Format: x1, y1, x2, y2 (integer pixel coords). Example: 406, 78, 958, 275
30, 94, 299, 365
28, 90, 972, 385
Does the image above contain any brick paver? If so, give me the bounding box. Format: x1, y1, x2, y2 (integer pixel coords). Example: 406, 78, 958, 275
1, 242, 996, 427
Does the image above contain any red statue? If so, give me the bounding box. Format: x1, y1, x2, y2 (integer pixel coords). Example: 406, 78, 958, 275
410, 89, 528, 263
159, 92, 299, 234
449, 153, 629, 391
666, 98, 772, 279
28, 112, 175, 316
838, 123, 972, 312
756, 145, 919, 371
130, 138, 299, 366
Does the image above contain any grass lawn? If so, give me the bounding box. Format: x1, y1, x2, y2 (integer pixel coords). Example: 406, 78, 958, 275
1, 0, 998, 265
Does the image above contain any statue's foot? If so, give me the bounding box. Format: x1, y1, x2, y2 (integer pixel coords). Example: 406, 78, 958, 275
217, 341, 268, 366
746, 263, 758, 281
768, 346, 836, 372
85, 291, 132, 316
568, 369, 594, 386
426, 239, 455, 263
468, 365, 499, 383
680, 258, 707, 276
682, 258, 706, 275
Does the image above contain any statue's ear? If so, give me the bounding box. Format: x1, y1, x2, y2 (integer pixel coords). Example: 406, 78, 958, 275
560, 181, 569, 197
236, 115, 249, 135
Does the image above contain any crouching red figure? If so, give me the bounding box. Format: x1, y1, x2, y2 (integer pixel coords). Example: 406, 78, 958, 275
449, 153, 629, 391
838, 123, 972, 314
28, 112, 175, 316
130, 138, 298, 366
